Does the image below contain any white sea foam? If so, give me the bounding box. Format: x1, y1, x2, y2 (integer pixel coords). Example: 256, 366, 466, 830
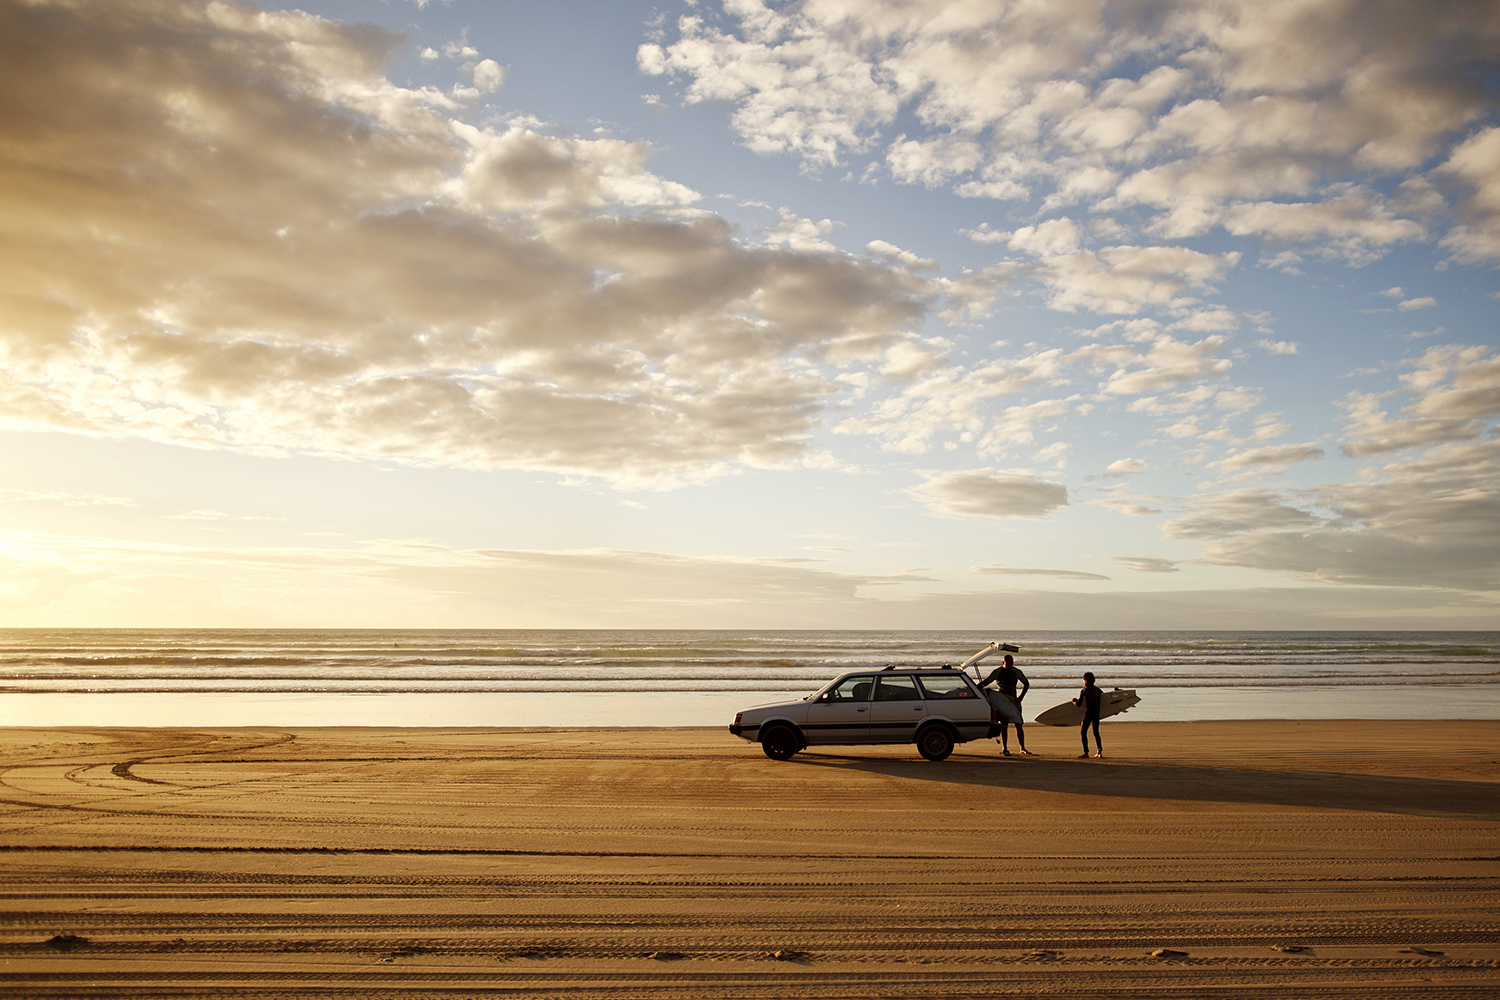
1, 628, 1496, 726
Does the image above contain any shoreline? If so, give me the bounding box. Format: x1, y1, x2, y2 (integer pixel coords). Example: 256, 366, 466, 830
6, 682, 1499, 729
1, 716, 1498, 732
3, 721, 1498, 996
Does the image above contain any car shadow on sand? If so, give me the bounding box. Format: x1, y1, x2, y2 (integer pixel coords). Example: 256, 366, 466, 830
786, 750, 1500, 819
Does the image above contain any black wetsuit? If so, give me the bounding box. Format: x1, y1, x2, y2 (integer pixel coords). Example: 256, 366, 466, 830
1079, 684, 1103, 753
981, 664, 1029, 701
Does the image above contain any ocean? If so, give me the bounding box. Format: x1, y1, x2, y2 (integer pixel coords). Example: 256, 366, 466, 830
1, 628, 1497, 728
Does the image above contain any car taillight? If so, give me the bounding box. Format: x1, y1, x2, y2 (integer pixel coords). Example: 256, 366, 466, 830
990, 705, 999, 723
733, 713, 742, 727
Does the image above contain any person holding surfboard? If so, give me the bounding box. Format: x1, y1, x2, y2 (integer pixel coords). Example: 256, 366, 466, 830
1076, 672, 1104, 759
979, 654, 1033, 756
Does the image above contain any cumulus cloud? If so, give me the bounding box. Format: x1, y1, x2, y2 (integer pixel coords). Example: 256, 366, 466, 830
979, 397, 1078, 453
1258, 340, 1299, 355
932, 262, 1021, 322
1110, 556, 1182, 573
879, 338, 950, 378
833, 349, 1068, 454
637, 7, 899, 169
1150, 427, 1499, 590
0, 489, 138, 508
762, 210, 840, 252
1222, 188, 1425, 264
1212, 442, 1325, 473
866, 240, 938, 270
1163, 489, 1322, 540
907, 468, 1069, 519
1032, 247, 1240, 314
895, 584, 1498, 629
644, 0, 1500, 259
1196, 440, 1500, 590
1104, 458, 1146, 477
472, 58, 504, 93
1251, 418, 1293, 441
886, 132, 984, 187
973, 564, 1110, 581
1003, 219, 1081, 257
1212, 386, 1266, 413
456, 125, 700, 210
1090, 485, 1163, 518
1171, 308, 1240, 333
0, 0, 941, 488
1341, 345, 1500, 456
1070, 334, 1234, 396
1121, 383, 1269, 449
1032, 441, 1070, 467
1438, 126, 1500, 264
836, 326, 1252, 457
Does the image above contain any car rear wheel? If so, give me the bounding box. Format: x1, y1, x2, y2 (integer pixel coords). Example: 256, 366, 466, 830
916, 725, 955, 762
761, 725, 800, 761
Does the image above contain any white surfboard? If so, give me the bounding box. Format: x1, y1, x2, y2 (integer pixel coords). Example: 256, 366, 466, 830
985, 689, 1023, 724
1034, 688, 1141, 726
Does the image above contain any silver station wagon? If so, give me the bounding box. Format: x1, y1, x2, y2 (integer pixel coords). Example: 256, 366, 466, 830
729, 666, 1001, 762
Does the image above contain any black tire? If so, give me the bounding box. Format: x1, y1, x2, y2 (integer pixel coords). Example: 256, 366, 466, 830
916, 725, 955, 761
761, 725, 800, 761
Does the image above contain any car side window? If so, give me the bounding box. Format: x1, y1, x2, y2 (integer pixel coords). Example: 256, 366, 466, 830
874, 675, 921, 701
916, 674, 975, 700
827, 676, 874, 702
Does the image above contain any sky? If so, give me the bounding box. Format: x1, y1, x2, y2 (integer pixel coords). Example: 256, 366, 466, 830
0, 0, 1497, 629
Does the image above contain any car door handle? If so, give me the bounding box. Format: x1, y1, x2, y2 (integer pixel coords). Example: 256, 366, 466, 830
856, 707, 867, 712
913, 706, 923, 712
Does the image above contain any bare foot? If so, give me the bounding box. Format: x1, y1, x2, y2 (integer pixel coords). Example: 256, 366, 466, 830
1002, 749, 1011, 756
1077, 753, 1090, 759
1020, 749, 1035, 755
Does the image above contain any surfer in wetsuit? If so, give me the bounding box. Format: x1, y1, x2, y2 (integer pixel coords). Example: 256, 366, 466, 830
1075, 671, 1103, 758
980, 654, 1033, 756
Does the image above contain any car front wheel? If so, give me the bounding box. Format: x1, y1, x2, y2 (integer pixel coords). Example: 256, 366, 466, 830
916, 725, 955, 761
761, 725, 800, 761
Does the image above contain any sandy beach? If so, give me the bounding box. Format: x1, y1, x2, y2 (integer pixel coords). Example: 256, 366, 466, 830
2, 720, 1497, 997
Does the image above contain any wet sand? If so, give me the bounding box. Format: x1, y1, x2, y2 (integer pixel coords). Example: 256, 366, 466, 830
2, 720, 1498, 997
